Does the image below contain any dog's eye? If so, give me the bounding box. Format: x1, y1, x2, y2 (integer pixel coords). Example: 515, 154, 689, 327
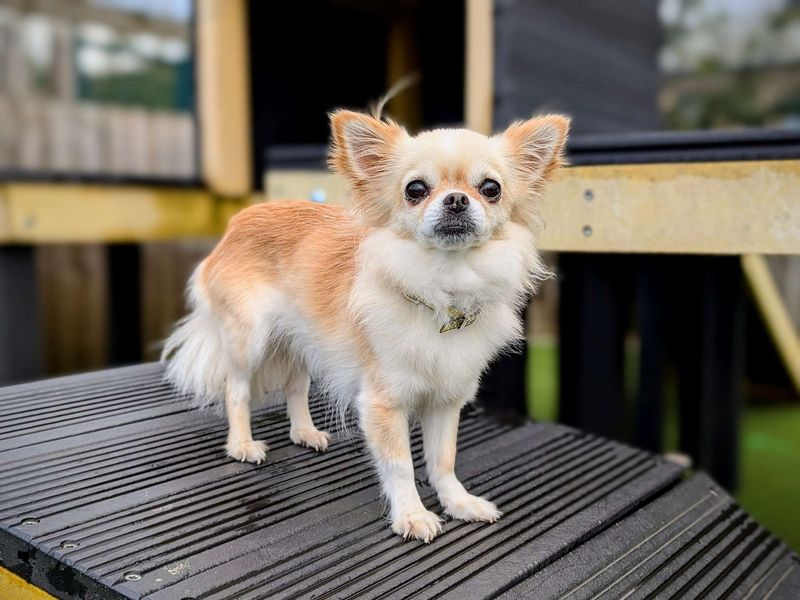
404, 180, 429, 204
479, 179, 501, 200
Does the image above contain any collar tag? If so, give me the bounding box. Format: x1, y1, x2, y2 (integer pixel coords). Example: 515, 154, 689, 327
404, 293, 480, 333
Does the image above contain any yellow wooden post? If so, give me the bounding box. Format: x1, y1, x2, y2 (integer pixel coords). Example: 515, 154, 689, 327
196, 0, 252, 197
742, 254, 800, 392
386, 17, 422, 131
465, 0, 494, 134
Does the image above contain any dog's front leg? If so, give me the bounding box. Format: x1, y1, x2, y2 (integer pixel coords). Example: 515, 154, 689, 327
422, 403, 501, 523
358, 386, 443, 542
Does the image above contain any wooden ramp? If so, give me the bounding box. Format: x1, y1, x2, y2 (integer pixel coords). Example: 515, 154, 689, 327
0, 364, 797, 599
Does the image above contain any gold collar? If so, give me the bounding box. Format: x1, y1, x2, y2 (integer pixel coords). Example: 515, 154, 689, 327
403, 293, 480, 333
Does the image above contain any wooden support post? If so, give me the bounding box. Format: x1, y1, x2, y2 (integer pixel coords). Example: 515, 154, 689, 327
479, 305, 529, 421
742, 254, 800, 392
558, 253, 632, 437
465, 0, 494, 134
0, 246, 41, 383
196, 0, 252, 196
634, 257, 671, 453
386, 17, 422, 131
677, 257, 745, 491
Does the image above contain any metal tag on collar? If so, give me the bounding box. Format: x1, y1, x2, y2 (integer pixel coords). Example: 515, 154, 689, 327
404, 292, 479, 333
439, 306, 480, 333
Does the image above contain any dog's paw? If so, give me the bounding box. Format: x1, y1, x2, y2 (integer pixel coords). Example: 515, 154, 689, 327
226, 439, 268, 464
391, 509, 443, 543
442, 493, 501, 523
290, 427, 330, 452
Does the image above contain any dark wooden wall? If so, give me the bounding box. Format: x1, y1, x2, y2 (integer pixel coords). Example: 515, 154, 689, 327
33, 240, 215, 377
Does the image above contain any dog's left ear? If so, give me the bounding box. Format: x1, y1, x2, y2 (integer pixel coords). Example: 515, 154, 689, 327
328, 110, 406, 186
501, 115, 570, 183
500, 115, 569, 231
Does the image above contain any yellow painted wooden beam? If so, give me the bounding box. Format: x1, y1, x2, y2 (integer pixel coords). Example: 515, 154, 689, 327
0, 183, 248, 243
265, 159, 800, 255
742, 254, 800, 392
3, 159, 799, 250
465, 0, 494, 134
540, 160, 800, 254
0, 568, 54, 600
196, 0, 252, 197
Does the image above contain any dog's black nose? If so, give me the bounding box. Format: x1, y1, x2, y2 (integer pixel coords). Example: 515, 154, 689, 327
443, 193, 469, 213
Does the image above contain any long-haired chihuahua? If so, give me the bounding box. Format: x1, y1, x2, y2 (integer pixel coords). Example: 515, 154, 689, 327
163, 110, 569, 542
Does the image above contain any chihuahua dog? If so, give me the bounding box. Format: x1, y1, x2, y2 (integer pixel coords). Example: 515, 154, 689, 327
163, 110, 569, 542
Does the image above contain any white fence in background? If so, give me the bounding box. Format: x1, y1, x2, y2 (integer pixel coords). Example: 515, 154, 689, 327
0, 2, 196, 179
0, 96, 195, 178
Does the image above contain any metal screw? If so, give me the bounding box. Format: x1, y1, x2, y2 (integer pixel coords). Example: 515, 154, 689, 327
20, 517, 40, 525
123, 571, 142, 581
584, 189, 594, 201
582, 225, 593, 237
60, 540, 79, 549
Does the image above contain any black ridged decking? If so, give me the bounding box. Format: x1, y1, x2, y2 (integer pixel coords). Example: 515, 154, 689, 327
0, 364, 797, 599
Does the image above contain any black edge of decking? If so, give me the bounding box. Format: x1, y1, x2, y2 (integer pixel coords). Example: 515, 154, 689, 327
0, 364, 794, 599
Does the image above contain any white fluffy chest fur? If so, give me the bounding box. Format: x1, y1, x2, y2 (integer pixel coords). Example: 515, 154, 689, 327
350, 223, 548, 407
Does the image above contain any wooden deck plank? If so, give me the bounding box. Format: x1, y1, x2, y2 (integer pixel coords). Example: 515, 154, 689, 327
0, 364, 793, 599
0, 364, 800, 600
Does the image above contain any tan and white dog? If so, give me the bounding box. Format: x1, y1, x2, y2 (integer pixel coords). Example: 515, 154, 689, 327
163, 110, 569, 542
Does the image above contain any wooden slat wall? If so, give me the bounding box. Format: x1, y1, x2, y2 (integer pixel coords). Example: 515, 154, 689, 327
0, 97, 196, 179
36, 245, 108, 374
140, 240, 216, 361
0, 5, 195, 178
35, 239, 216, 375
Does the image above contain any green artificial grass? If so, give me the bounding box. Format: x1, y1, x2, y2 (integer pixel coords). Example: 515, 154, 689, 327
525, 337, 800, 552
738, 406, 800, 551
527, 338, 559, 423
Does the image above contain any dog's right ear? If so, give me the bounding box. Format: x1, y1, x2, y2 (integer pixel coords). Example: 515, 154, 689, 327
328, 110, 406, 187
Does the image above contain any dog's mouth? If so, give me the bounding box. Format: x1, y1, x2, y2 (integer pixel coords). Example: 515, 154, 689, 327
433, 218, 475, 238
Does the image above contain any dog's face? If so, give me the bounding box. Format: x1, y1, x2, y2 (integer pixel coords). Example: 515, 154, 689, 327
329, 111, 569, 249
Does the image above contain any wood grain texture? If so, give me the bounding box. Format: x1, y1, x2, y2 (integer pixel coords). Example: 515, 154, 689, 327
36, 244, 108, 375
264, 160, 800, 254
141, 239, 216, 361
0, 183, 246, 243
465, 0, 494, 135
196, 0, 252, 196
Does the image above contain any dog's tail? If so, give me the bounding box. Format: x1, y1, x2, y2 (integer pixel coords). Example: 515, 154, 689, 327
371, 73, 420, 121
161, 265, 227, 410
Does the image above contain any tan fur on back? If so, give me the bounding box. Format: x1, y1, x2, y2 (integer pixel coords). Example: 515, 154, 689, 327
202, 201, 366, 334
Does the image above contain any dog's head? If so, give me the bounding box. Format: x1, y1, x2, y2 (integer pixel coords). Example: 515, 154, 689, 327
329, 111, 569, 250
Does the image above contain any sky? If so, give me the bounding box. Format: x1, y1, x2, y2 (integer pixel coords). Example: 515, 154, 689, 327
90, 0, 192, 23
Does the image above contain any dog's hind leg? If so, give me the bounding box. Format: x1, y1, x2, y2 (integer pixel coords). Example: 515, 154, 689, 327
286, 365, 330, 451
225, 373, 268, 463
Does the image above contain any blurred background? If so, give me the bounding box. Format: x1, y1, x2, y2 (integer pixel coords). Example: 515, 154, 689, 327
0, 0, 798, 548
